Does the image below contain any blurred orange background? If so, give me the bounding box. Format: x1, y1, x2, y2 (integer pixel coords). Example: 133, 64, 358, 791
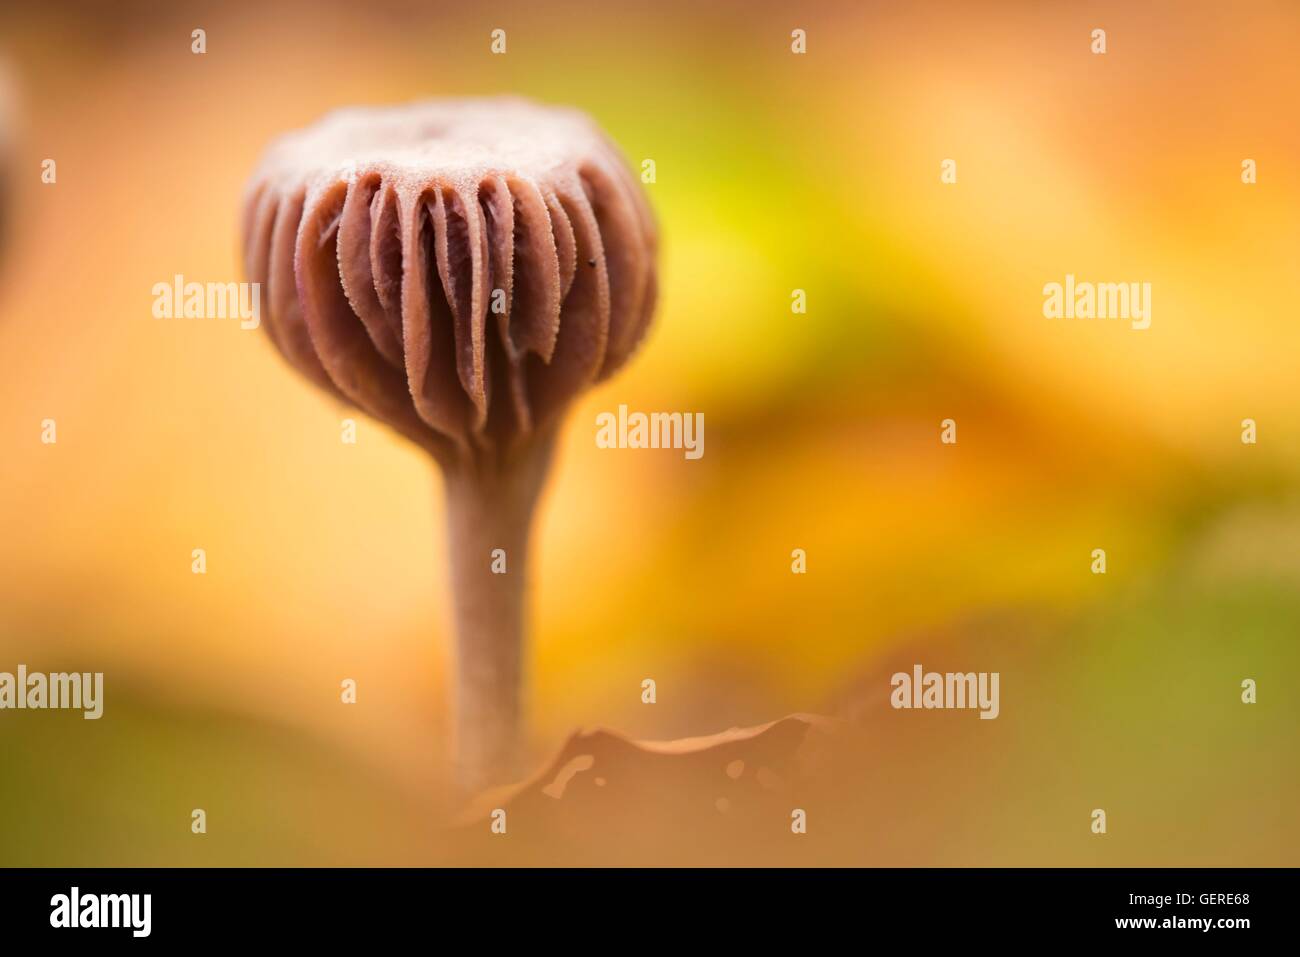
0, 0, 1296, 864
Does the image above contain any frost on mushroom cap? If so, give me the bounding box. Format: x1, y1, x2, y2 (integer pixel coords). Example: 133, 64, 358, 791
242, 97, 657, 461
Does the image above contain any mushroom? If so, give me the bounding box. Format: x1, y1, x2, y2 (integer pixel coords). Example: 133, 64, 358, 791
241, 98, 657, 791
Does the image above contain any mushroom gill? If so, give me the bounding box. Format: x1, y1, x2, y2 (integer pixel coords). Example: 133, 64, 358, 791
241, 97, 657, 468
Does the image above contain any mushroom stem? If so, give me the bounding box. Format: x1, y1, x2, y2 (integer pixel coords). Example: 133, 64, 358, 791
443, 432, 556, 793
